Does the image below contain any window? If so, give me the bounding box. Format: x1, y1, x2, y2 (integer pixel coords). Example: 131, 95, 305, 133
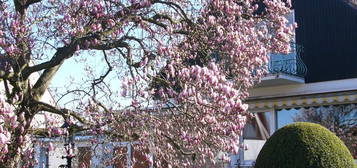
132, 146, 151, 168
77, 147, 91, 168
113, 144, 152, 168
113, 146, 128, 168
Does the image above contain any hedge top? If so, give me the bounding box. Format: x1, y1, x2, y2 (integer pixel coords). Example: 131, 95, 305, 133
255, 122, 356, 168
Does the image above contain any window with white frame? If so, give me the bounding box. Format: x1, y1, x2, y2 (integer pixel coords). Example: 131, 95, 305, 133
112, 142, 152, 168
75, 147, 91, 168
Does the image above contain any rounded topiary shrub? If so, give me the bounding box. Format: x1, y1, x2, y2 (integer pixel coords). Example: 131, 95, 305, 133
255, 122, 356, 168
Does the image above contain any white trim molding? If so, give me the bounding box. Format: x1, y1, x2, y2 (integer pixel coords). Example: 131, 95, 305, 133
249, 78, 357, 100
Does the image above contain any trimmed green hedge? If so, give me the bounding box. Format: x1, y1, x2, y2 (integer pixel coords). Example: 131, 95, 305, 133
255, 122, 356, 168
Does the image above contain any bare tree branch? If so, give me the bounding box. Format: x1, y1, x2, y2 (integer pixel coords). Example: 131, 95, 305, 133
35, 100, 88, 124
153, 0, 193, 25
14, 0, 42, 15
91, 50, 113, 95
30, 45, 77, 100
162, 133, 195, 156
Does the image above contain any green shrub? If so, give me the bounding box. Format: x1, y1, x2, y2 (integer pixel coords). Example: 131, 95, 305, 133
255, 122, 356, 168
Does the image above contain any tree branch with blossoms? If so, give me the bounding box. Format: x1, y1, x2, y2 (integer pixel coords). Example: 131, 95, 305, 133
0, 0, 295, 167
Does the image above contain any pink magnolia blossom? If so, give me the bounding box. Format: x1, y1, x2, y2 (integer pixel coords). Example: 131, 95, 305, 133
0, 0, 295, 166
0, 133, 8, 144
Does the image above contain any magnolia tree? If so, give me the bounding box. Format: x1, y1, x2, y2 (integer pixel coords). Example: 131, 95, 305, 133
0, 0, 295, 167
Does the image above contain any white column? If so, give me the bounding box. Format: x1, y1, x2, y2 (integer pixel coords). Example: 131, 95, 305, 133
33, 143, 42, 168
269, 108, 277, 135
127, 143, 132, 168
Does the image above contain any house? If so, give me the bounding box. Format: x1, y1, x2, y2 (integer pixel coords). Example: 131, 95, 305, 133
33, 0, 357, 167
237, 0, 357, 167
35, 135, 154, 168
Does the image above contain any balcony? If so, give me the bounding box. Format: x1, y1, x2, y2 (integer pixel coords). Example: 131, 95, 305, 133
257, 45, 307, 87
256, 10, 307, 87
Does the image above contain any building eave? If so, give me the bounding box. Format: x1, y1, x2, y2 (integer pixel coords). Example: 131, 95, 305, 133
249, 77, 357, 100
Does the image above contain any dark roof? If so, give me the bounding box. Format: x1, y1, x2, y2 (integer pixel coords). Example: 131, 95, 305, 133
293, 0, 357, 82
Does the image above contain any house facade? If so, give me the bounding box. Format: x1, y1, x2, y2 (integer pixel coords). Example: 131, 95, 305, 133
35, 136, 154, 168
33, 0, 357, 167
238, 0, 357, 166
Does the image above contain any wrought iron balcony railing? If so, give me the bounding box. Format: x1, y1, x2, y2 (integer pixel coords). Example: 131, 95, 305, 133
268, 46, 307, 77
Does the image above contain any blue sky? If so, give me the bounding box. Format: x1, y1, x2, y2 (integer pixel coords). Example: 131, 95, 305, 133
49, 50, 132, 109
